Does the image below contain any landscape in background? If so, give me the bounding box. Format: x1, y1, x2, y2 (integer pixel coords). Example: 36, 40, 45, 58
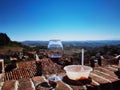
22, 40, 120, 49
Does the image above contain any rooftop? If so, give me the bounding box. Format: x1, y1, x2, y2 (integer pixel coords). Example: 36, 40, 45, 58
0, 58, 120, 90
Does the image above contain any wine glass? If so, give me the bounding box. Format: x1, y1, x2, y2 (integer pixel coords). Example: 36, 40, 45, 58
48, 39, 63, 60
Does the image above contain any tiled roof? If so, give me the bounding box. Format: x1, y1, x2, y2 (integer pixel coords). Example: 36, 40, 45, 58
4, 58, 63, 81
1, 65, 120, 90
1, 58, 120, 90
4, 60, 38, 81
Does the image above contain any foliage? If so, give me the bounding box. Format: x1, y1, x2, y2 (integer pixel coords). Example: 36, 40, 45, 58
4, 59, 11, 64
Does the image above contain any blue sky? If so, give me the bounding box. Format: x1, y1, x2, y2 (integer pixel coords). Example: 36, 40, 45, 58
0, 0, 120, 41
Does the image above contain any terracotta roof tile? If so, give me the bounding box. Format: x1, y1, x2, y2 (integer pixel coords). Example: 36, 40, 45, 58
1, 58, 120, 90
18, 78, 35, 90
2, 80, 18, 90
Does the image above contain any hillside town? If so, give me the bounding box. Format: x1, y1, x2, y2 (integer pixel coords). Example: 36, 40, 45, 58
0, 33, 120, 90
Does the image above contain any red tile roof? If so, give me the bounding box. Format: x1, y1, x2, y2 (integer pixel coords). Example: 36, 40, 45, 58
4, 60, 37, 81
4, 58, 63, 81
1, 58, 120, 90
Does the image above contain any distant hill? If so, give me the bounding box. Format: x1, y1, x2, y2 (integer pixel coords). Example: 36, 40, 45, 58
21, 40, 120, 48
21, 41, 48, 47
0, 33, 28, 52
0, 33, 23, 47
0, 33, 11, 46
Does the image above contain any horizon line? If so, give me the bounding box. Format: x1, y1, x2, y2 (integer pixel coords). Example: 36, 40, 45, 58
17, 39, 120, 42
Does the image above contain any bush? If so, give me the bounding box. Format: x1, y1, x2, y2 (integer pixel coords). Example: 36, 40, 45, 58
4, 59, 11, 64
